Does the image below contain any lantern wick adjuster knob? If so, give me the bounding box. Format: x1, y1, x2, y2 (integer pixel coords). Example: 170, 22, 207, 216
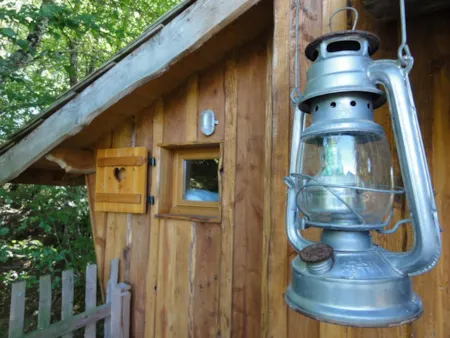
299, 243, 334, 275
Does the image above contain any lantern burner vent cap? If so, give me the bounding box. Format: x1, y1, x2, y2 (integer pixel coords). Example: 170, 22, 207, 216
306, 30, 380, 61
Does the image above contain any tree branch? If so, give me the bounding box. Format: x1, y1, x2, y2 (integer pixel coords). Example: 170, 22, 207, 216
0, 0, 54, 84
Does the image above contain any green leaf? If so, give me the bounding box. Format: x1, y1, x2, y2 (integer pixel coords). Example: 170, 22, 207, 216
0, 228, 10, 236
16, 39, 29, 51
0, 27, 17, 38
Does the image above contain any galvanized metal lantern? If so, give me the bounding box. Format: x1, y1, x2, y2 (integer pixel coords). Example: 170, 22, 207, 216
284, 8, 441, 327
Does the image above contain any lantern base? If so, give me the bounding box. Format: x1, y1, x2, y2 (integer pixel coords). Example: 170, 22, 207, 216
286, 250, 423, 327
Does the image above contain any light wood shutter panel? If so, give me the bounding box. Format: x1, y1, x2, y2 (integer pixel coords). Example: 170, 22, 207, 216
95, 147, 148, 214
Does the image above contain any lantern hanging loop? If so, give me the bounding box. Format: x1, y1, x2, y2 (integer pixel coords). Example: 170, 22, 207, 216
397, 0, 413, 69
328, 7, 358, 32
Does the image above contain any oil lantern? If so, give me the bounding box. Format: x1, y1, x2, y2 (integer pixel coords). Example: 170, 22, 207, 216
284, 9, 441, 327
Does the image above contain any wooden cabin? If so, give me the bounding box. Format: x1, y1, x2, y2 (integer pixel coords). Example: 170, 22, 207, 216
1, 0, 450, 336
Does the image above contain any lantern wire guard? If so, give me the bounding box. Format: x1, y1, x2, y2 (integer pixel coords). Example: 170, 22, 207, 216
285, 0, 441, 327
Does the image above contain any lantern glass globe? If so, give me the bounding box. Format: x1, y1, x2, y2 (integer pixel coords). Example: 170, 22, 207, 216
297, 132, 394, 226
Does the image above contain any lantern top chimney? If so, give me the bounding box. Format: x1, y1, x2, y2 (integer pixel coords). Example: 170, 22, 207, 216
298, 30, 385, 112
305, 30, 380, 61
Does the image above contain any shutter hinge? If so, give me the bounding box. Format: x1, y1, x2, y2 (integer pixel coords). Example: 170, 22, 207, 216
147, 196, 155, 205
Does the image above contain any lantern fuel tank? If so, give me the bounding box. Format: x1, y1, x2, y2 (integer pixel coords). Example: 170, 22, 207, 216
284, 29, 441, 327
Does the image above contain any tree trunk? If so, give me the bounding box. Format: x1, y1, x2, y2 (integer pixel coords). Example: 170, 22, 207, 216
0, 0, 54, 84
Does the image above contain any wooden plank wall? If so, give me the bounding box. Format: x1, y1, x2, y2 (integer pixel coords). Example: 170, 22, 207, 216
86, 34, 272, 337
84, 0, 450, 336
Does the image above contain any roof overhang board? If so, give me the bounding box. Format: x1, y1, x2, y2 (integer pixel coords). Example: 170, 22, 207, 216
0, 0, 264, 185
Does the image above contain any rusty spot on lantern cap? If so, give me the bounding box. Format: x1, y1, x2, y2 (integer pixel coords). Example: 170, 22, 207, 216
299, 244, 334, 263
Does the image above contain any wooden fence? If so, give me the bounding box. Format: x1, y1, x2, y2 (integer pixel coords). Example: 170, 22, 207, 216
8, 259, 130, 338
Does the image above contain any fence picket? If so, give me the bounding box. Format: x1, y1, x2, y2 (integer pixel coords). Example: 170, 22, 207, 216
62, 270, 74, 338
37, 275, 51, 330
7, 259, 129, 338
8, 281, 26, 338
120, 288, 131, 338
105, 259, 119, 338
84, 264, 97, 338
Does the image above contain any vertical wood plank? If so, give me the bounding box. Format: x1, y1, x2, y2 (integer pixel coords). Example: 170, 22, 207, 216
163, 85, 187, 144
85, 133, 112, 300
192, 223, 222, 337
145, 98, 164, 338
111, 285, 122, 337
197, 61, 226, 142
85, 174, 108, 299
38, 275, 52, 330
128, 105, 153, 337
219, 54, 238, 338
261, 36, 273, 338
105, 258, 119, 338
232, 36, 267, 338
121, 290, 131, 338
86, 131, 112, 299
186, 74, 199, 142
429, 15, 450, 338
103, 119, 133, 287
8, 281, 26, 338
84, 264, 97, 338
272, 0, 320, 336
155, 220, 193, 337
62, 270, 74, 338
409, 9, 449, 338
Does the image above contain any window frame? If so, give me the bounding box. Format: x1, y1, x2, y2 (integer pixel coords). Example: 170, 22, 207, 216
171, 147, 221, 216
155, 143, 222, 221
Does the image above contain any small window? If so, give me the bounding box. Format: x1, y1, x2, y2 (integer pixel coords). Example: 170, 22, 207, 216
183, 159, 219, 202
156, 144, 221, 221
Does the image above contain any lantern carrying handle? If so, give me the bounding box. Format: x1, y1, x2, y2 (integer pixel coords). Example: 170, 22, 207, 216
368, 60, 441, 276
329, 7, 358, 32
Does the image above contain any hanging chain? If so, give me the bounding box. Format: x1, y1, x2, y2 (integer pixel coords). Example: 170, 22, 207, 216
290, 0, 301, 106
397, 0, 414, 71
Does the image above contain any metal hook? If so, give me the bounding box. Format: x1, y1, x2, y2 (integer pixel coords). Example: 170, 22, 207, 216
329, 7, 359, 33
397, 0, 413, 69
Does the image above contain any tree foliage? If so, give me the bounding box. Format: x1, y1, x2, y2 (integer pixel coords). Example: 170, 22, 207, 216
0, 0, 180, 140
0, 0, 181, 335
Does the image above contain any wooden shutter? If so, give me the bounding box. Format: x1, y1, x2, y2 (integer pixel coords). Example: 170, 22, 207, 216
95, 147, 148, 214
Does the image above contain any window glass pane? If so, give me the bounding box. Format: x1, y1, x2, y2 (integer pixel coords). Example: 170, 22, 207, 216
183, 159, 219, 202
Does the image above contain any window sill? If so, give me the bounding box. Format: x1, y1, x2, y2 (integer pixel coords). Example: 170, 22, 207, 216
155, 213, 221, 223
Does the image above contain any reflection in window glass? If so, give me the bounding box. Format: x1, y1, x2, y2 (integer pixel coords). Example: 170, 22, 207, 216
183, 159, 219, 202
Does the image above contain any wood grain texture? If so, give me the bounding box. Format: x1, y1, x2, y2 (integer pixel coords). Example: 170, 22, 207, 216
197, 61, 225, 143
9, 281, 26, 338
144, 99, 164, 338
232, 36, 267, 338
127, 105, 153, 337
62, 270, 74, 338
85, 133, 112, 299
103, 120, 133, 285
45, 148, 95, 174
192, 223, 222, 337
154, 220, 194, 337
84, 264, 97, 338
163, 84, 187, 144
218, 54, 238, 338
267, 0, 290, 337
186, 74, 199, 142
95, 147, 148, 214
38, 275, 52, 330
